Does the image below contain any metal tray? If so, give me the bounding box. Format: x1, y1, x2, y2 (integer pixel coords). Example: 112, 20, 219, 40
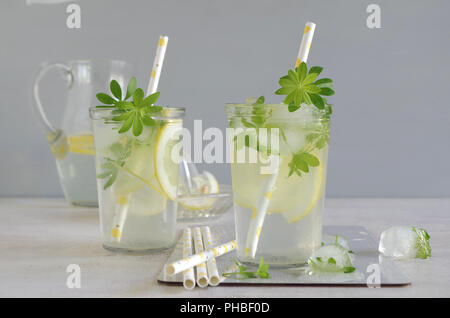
158, 225, 411, 287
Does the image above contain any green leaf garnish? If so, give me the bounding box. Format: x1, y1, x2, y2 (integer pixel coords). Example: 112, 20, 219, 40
275, 61, 334, 112
96, 77, 162, 136
287, 151, 320, 177
286, 120, 330, 178
223, 257, 270, 280
96, 139, 132, 189
96, 93, 115, 105
240, 96, 267, 129
343, 267, 355, 273
125, 77, 137, 100
412, 227, 431, 259
110, 80, 122, 100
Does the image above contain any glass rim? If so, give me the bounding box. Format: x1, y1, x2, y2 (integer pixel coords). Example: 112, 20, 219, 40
89, 106, 185, 120
64, 58, 133, 66
225, 103, 331, 120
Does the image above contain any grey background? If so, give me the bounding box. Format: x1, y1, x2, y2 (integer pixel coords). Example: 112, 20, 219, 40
1, 0, 449, 198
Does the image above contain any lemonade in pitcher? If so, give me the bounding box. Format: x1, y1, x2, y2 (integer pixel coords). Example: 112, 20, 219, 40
90, 77, 184, 252
50, 133, 98, 206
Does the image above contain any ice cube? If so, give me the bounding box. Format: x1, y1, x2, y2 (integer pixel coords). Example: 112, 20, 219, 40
378, 226, 431, 259
322, 234, 351, 251
308, 245, 354, 273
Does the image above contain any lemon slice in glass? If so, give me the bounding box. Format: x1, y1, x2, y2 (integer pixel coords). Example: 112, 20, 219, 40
154, 121, 182, 201
267, 156, 323, 223
233, 154, 323, 223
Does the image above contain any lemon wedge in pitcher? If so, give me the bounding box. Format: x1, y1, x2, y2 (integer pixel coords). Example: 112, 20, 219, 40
68, 134, 95, 155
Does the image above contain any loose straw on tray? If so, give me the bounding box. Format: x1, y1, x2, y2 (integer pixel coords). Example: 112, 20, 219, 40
110, 35, 169, 243
165, 239, 237, 276
243, 21, 317, 259
201, 226, 221, 286
182, 228, 196, 290
193, 227, 209, 288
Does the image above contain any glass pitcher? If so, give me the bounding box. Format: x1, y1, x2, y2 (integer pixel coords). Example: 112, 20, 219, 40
32, 60, 135, 206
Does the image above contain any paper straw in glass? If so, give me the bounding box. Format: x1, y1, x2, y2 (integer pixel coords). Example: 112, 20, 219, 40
243, 21, 317, 259
295, 22, 316, 67
110, 35, 169, 242
146, 35, 169, 95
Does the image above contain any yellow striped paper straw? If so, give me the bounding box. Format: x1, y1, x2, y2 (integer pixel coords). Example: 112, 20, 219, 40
182, 228, 196, 290
110, 197, 129, 243
243, 21, 317, 259
295, 22, 316, 67
146, 35, 169, 95
193, 227, 209, 288
201, 226, 220, 286
243, 163, 280, 258
165, 239, 237, 276
111, 35, 169, 241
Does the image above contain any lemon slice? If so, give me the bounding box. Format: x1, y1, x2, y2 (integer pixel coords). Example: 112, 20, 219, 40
193, 171, 220, 194
68, 134, 95, 155
113, 144, 155, 196
233, 154, 323, 223
46, 130, 68, 160
154, 121, 183, 200
178, 171, 220, 210
268, 157, 323, 223
178, 196, 217, 210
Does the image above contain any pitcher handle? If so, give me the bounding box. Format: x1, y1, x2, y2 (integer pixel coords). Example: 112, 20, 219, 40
32, 62, 74, 137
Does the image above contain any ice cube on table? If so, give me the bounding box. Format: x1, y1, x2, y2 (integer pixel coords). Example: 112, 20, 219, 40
378, 226, 431, 259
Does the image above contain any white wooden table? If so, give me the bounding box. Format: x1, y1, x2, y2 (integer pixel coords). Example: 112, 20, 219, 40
1, 198, 449, 297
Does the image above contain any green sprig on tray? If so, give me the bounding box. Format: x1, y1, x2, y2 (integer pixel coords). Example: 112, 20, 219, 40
222, 257, 270, 280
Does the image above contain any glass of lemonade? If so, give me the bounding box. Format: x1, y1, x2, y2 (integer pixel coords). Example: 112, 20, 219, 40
226, 103, 330, 267
90, 107, 184, 253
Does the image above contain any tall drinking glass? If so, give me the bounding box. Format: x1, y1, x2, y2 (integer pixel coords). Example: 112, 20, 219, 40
226, 103, 330, 267
90, 107, 184, 253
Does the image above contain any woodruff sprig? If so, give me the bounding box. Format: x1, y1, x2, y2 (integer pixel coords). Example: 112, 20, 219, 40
96, 77, 162, 136
222, 257, 270, 280
275, 61, 334, 112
